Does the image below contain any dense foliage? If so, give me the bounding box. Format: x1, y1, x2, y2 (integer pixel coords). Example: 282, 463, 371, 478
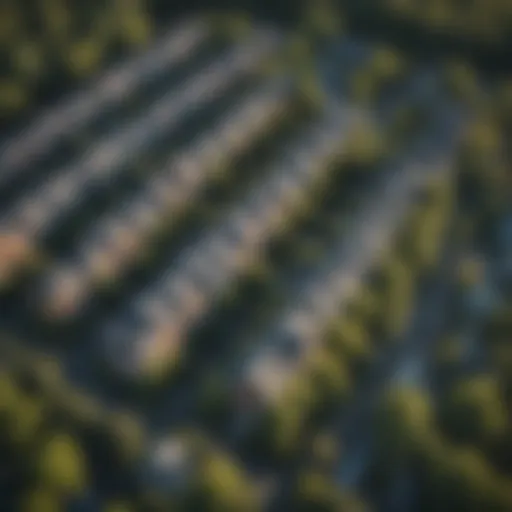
0, 3, 510, 511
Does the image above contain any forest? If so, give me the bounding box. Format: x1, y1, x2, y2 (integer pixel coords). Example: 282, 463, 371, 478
0, 1, 511, 511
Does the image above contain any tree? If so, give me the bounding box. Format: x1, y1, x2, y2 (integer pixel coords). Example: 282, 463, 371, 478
463, 119, 502, 161
0, 79, 29, 117
427, 446, 511, 512
0, 372, 18, 432
377, 258, 416, 340
117, 6, 153, 48
344, 120, 386, 166
388, 103, 428, 148
198, 372, 231, 430
370, 46, 406, 83
295, 236, 326, 267
293, 471, 341, 512
103, 501, 135, 512
307, 348, 353, 412
460, 137, 506, 225
286, 34, 314, 71
269, 406, 306, 460
297, 67, 326, 112
483, 305, 512, 346
53, 388, 104, 431
38, 0, 71, 42
189, 450, 256, 511
292, 471, 370, 512
457, 255, 485, 292
401, 210, 448, 274
440, 374, 508, 448
346, 286, 380, 327
376, 385, 436, 460
458, 117, 508, 233
15, 355, 65, 398
326, 316, 374, 372
453, 256, 486, 324
444, 60, 480, 105
8, 394, 46, 451
36, 432, 89, 497
433, 334, 465, 386
399, 175, 453, 275
105, 411, 147, 465
349, 69, 378, 104
423, 0, 452, 29
495, 79, 512, 124
11, 40, 44, 82
309, 431, 340, 471
65, 38, 104, 78
488, 344, 512, 396
267, 375, 318, 458
337, 491, 372, 512
210, 12, 252, 42
300, 0, 345, 40
20, 486, 64, 512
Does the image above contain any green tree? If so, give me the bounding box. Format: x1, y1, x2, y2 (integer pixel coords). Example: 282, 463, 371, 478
388, 103, 428, 148
440, 375, 508, 447
106, 411, 147, 465
20, 486, 64, 512
428, 446, 512, 512
349, 68, 378, 104
295, 237, 326, 267
0, 79, 29, 117
293, 471, 370, 512
293, 471, 341, 512
297, 67, 326, 112
15, 354, 65, 399
377, 385, 436, 460
444, 60, 480, 105
346, 285, 381, 327
116, 6, 153, 48
337, 491, 372, 512
0, 372, 18, 433
463, 119, 502, 161
399, 175, 453, 274
433, 334, 465, 385
198, 372, 231, 429
377, 258, 416, 339
483, 304, 512, 346
309, 431, 340, 471
38, 0, 71, 42
36, 432, 89, 497
53, 388, 104, 430
255, 374, 318, 460
190, 450, 256, 511
7, 394, 46, 451
489, 344, 512, 394
326, 316, 374, 371
402, 209, 448, 274
210, 12, 252, 42
495, 79, 512, 124
301, 0, 345, 40
457, 255, 485, 292
490, 424, 512, 476
371, 47, 406, 83
308, 348, 352, 404
286, 34, 314, 71
10, 40, 45, 82
103, 501, 135, 512
344, 120, 386, 166
271, 405, 307, 460
64, 38, 104, 78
